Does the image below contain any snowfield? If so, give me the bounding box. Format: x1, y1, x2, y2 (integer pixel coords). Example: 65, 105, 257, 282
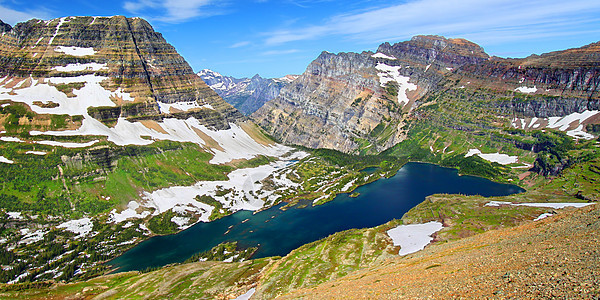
0, 73, 292, 164
375, 63, 418, 106
387, 222, 444, 256
371, 53, 397, 60
515, 86, 537, 94
57, 217, 94, 238
465, 149, 518, 165
511, 110, 599, 140
109, 152, 308, 224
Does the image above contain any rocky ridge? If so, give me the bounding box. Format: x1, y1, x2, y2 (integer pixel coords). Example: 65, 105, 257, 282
0, 16, 242, 129
198, 69, 297, 115
253, 35, 600, 154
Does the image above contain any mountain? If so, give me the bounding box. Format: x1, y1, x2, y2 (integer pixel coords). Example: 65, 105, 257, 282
198, 69, 297, 115
2, 18, 600, 296
0, 16, 306, 284
253, 35, 600, 154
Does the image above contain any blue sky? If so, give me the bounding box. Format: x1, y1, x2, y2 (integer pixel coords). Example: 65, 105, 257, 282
2, 0, 600, 78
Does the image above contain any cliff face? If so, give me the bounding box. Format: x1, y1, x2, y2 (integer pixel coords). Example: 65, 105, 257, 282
0, 16, 242, 128
252, 36, 490, 154
198, 69, 295, 115
253, 51, 401, 153
253, 36, 600, 154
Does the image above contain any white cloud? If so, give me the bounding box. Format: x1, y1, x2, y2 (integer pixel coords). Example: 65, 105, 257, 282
262, 49, 300, 56
263, 0, 600, 46
230, 41, 251, 48
123, 0, 221, 23
0, 3, 52, 25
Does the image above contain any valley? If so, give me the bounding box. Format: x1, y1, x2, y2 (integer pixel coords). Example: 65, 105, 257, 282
0, 13, 598, 300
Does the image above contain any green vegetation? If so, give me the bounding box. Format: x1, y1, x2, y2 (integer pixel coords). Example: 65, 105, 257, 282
184, 242, 257, 263
52, 82, 85, 95
196, 195, 231, 221
147, 211, 179, 235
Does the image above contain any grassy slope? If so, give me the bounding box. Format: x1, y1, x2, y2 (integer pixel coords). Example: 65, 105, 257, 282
4, 154, 598, 298
280, 204, 600, 299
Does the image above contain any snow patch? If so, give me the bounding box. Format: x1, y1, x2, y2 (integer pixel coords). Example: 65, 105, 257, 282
375, 63, 418, 106
109, 201, 151, 223
112, 88, 135, 102
387, 222, 443, 256
512, 110, 599, 139
48, 17, 68, 45
35, 140, 99, 148
7, 212, 23, 219
234, 288, 256, 300
57, 217, 93, 238
158, 101, 212, 114
371, 53, 397, 60
0, 136, 24, 142
52, 63, 107, 72
534, 213, 554, 221
54, 46, 96, 57
25, 151, 47, 155
171, 216, 191, 229
515, 86, 537, 94
465, 149, 518, 165
20, 230, 45, 245
485, 201, 595, 209
0, 156, 14, 164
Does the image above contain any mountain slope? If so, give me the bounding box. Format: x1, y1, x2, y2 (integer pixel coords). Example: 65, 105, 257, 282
198, 69, 296, 115
281, 203, 600, 299
253, 35, 600, 154
0, 16, 305, 284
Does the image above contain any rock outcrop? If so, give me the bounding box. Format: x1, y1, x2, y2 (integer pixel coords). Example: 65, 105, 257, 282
0, 16, 242, 128
252, 36, 491, 154
198, 69, 296, 115
253, 36, 600, 154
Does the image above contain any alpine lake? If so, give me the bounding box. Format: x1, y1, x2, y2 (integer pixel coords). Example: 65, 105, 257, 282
108, 162, 524, 272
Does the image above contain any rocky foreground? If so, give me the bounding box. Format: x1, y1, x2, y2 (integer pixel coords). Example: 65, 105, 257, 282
281, 204, 600, 299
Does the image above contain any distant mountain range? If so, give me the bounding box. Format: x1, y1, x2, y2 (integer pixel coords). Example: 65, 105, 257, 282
198, 69, 298, 115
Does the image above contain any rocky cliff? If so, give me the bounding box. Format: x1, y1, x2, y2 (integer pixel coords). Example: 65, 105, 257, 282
253, 36, 600, 154
0, 16, 242, 129
252, 36, 492, 154
198, 69, 296, 115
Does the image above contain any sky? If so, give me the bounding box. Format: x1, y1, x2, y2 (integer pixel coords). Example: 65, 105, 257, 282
1, 0, 600, 78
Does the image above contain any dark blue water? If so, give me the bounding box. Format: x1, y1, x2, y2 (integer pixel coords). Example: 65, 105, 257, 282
108, 162, 523, 272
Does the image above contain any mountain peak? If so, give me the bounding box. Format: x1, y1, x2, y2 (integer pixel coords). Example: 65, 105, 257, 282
0, 19, 12, 33
376, 35, 489, 67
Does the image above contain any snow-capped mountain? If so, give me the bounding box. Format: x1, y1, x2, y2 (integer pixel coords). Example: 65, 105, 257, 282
198, 69, 298, 115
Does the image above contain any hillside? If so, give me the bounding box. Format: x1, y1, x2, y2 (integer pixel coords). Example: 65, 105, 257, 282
3, 170, 597, 298
281, 203, 599, 299
0, 16, 336, 284
253, 35, 600, 154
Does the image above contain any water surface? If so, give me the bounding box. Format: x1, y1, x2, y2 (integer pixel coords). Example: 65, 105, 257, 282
108, 162, 523, 272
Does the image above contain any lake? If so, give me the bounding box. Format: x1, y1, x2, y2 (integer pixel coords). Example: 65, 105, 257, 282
107, 162, 524, 272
